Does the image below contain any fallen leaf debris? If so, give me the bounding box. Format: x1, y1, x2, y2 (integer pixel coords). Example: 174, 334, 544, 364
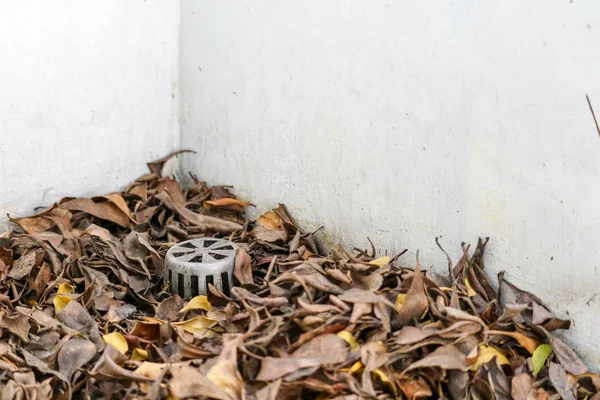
0, 152, 597, 399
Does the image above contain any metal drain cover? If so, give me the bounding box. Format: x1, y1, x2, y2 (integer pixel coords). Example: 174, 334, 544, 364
164, 238, 238, 298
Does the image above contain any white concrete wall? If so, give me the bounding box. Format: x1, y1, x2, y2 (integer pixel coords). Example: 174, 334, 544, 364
0, 1, 180, 223
181, 1, 600, 366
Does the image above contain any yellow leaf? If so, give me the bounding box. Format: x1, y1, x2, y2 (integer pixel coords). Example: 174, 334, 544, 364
0, 356, 17, 369
395, 293, 407, 309
370, 256, 391, 267
132, 348, 149, 361
339, 361, 363, 374
171, 316, 221, 337
134, 362, 167, 394
53, 295, 73, 312
57, 282, 75, 294
371, 368, 391, 383
532, 344, 553, 376
142, 316, 167, 324
207, 359, 243, 399
336, 330, 360, 352
350, 361, 364, 374
103, 332, 129, 354
24, 297, 38, 306
488, 330, 538, 354
464, 278, 476, 297
470, 345, 510, 371
257, 211, 283, 230
179, 295, 211, 313
134, 362, 166, 379
372, 369, 397, 396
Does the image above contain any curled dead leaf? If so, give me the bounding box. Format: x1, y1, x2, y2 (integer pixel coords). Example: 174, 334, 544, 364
369, 256, 390, 267
204, 197, 251, 212
257, 211, 283, 230
179, 295, 212, 313
234, 247, 253, 285
171, 316, 221, 337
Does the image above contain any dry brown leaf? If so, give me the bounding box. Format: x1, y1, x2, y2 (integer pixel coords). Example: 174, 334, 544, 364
488, 329, 538, 354
204, 197, 251, 212
156, 178, 186, 205
58, 338, 97, 381
394, 254, 428, 325
169, 365, 230, 400
56, 300, 94, 332
257, 211, 284, 230
398, 377, 432, 400
511, 374, 537, 400
9, 215, 55, 234
157, 295, 186, 320
256, 334, 349, 380
338, 288, 394, 307
128, 184, 148, 200
101, 193, 136, 223
403, 345, 469, 374
251, 226, 287, 243
157, 190, 242, 234
0, 312, 31, 341
60, 197, 130, 227
234, 247, 253, 285
394, 321, 481, 345
8, 250, 44, 280
32, 262, 52, 297
90, 348, 153, 382
130, 320, 161, 341
206, 335, 244, 400
231, 286, 289, 307
350, 302, 373, 323
540, 327, 587, 375
105, 303, 137, 323
548, 362, 576, 400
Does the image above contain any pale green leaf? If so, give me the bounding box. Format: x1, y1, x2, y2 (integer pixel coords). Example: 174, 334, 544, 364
533, 344, 553, 376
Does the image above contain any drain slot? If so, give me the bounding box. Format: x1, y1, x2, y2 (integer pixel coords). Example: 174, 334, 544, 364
191, 275, 199, 297
221, 272, 230, 296
178, 273, 185, 295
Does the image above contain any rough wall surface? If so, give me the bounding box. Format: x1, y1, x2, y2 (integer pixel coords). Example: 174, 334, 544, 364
181, 1, 600, 367
0, 1, 180, 223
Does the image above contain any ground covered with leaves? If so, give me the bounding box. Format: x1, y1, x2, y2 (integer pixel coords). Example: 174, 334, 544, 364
0, 152, 598, 400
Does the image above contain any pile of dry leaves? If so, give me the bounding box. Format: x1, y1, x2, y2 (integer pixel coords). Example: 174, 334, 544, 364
0, 152, 597, 400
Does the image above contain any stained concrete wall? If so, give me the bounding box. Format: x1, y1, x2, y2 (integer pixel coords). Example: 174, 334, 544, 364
180, 1, 600, 367
0, 1, 180, 223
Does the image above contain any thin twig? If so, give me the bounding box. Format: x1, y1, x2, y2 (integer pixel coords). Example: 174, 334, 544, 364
264, 255, 277, 282
586, 94, 600, 137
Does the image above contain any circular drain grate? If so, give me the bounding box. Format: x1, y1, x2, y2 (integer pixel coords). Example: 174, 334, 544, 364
164, 238, 238, 298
